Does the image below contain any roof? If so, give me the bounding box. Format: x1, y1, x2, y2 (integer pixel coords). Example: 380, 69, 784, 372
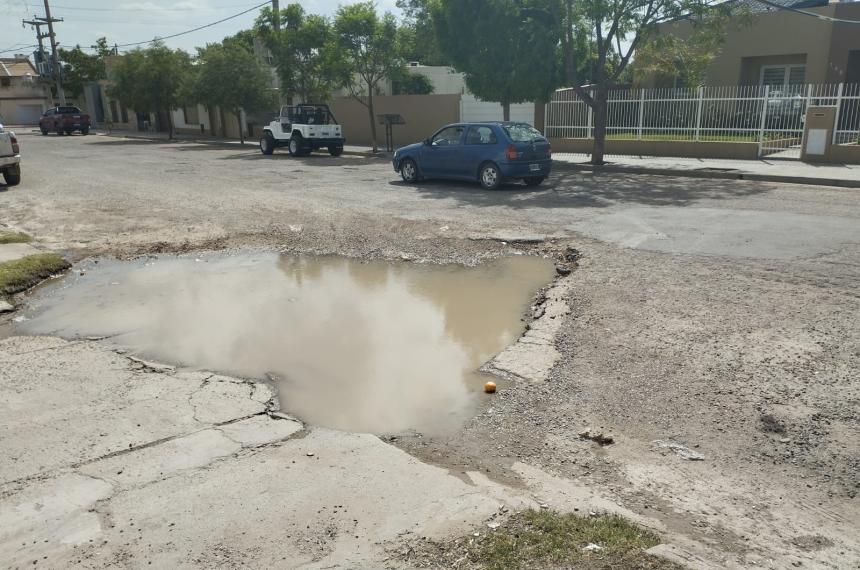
727, 0, 827, 14
0, 58, 38, 78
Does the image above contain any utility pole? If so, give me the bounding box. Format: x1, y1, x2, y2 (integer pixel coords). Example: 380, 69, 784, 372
272, 0, 280, 31
42, 0, 66, 105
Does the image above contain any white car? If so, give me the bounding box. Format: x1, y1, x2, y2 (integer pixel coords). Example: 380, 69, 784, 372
260, 104, 345, 157
0, 117, 21, 186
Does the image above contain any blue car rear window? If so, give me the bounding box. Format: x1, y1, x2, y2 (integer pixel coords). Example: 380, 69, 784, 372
504, 124, 544, 142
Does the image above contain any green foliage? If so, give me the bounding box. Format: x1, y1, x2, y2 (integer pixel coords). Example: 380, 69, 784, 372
0, 231, 32, 244
469, 510, 669, 570
108, 42, 192, 138
334, 1, 402, 98
395, 0, 446, 66
390, 68, 435, 95
58, 37, 112, 97
0, 253, 70, 296
431, 0, 562, 116
334, 1, 403, 151
256, 4, 342, 103
632, 5, 751, 88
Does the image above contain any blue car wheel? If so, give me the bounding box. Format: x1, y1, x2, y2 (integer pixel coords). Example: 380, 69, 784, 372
400, 158, 419, 183
479, 162, 501, 190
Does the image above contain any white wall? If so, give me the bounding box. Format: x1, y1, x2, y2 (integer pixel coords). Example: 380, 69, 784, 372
459, 95, 535, 124
408, 65, 466, 95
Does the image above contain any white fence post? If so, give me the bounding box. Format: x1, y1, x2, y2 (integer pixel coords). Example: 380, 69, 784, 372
637, 90, 645, 140
757, 85, 770, 158
832, 83, 844, 145
694, 86, 703, 142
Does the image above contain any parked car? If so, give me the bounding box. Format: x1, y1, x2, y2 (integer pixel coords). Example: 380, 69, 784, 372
260, 104, 345, 156
39, 106, 90, 136
392, 122, 552, 190
0, 117, 21, 186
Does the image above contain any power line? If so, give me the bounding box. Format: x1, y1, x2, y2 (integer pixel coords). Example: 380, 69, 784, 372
0, 44, 38, 55
78, 1, 268, 51
21, 2, 255, 12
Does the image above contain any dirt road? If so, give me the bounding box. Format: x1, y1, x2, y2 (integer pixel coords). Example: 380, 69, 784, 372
2, 132, 859, 568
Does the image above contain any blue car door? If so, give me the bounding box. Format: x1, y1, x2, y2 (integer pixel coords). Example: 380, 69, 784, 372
420, 125, 466, 178
461, 125, 499, 179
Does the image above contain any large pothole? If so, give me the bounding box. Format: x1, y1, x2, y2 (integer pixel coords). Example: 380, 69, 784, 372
14, 252, 555, 434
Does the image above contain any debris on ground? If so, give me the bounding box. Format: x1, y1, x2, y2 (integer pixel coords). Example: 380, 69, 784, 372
653, 441, 705, 461
127, 355, 176, 374
555, 263, 573, 276
583, 542, 604, 551
0, 300, 13, 313
579, 428, 615, 446
760, 413, 786, 434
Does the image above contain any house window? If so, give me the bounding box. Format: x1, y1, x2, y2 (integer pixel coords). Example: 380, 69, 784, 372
760, 65, 806, 90
0, 77, 10, 88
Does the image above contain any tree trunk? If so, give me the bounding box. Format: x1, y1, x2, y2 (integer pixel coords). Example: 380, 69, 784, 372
167, 108, 175, 141
502, 102, 511, 122
236, 110, 245, 145
534, 98, 546, 133
563, 0, 575, 86
590, 90, 608, 165
207, 106, 216, 136
219, 107, 227, 138
367, 86, 378, 153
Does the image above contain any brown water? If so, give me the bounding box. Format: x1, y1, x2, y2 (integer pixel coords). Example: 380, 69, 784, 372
16, 253, 554, 434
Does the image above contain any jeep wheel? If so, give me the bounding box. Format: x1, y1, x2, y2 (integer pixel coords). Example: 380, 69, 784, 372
3, 167, 21, 186
288, 135, 305, 157
260, 133, 275, 155
328, 145, 343, 157
40, 128, 48, 136
81, 128, 89, 135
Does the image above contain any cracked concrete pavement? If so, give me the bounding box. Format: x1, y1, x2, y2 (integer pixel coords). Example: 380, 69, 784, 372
0, 335, 545, 568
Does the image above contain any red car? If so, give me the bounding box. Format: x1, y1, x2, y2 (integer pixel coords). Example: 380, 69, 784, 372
39, 106, 90, 136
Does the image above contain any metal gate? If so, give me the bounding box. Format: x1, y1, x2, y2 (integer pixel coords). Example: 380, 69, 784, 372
758, 86, 806, 159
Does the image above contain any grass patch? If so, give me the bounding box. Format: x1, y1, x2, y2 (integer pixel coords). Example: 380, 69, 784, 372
0, 253, 70, 296
0, 231, 32, 244
474, 510, 668, 570
403, 510, 681, 570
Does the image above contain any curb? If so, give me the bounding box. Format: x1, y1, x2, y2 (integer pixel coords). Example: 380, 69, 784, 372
552, 162, 860, 189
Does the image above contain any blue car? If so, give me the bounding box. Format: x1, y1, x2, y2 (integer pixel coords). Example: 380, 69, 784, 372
392, 122, 552, 190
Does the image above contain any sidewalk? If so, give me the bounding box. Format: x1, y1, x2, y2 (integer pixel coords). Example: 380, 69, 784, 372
552, 153, 860, 188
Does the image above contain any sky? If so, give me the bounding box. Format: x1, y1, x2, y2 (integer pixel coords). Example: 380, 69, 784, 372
0, 0, 401, 57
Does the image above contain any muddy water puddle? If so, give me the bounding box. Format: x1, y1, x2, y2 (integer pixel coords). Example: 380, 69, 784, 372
15, 253, 554, 434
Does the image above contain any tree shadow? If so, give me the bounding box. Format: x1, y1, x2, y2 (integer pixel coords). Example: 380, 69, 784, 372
403, 170, 774, 210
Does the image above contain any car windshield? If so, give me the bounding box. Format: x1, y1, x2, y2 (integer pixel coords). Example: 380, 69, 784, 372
282, 105, 334, 125
503, 124, 544, 142
58, 106, 82, 114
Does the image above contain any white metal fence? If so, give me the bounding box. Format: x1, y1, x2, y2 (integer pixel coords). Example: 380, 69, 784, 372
546, 83, 860, 159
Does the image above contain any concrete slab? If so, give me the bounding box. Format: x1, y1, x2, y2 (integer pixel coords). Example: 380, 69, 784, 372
0, 335, 528, 569
0, 242, 41, 263
0, 336, 276, 484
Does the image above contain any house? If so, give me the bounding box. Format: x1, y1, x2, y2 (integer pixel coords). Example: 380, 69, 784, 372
0, 56, 52, 125
641, 0, 860, 88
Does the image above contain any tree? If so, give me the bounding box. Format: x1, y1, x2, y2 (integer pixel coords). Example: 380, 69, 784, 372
390, 68, 435, 95
631, 6, 748, 88
192, 39, 274, 144
431, 0, 562, 121
334, 2, 402, 153
395, 0, 446, 66
108, 42, 192, 140
256, 4, 342, 104
58, 37, 112, 98
561, 0, 737, 164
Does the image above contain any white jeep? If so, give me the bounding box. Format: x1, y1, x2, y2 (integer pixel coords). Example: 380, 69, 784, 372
260, 104, 345, 157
